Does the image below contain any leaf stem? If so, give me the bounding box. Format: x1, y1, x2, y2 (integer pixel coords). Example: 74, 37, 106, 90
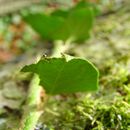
52, 40, 71, 57
19, 74, 43, 130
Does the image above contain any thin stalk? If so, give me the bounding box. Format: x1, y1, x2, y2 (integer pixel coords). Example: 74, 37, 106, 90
19, 40, 71, 130
52, 40, 71, 57
19, 74, 42, 130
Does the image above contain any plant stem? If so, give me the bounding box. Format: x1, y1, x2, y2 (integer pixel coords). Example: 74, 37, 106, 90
52, 40, 71, 57
19, 74, 42, 130
19, 40, 71, 130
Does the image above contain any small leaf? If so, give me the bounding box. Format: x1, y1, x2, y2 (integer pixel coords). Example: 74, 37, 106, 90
55, 7, 94, 42
22, 56, 99, 95
24, 13, 64, 40
24, 1, 95, 42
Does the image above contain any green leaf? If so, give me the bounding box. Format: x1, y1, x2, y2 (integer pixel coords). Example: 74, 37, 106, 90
24, 13, 64, 40
56, 7, 94, 42
73, 1, 101, 16
22, 56, 99, 95
24, 1, 95, 42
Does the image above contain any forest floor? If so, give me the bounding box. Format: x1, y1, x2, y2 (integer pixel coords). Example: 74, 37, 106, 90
0, 1, 130, 130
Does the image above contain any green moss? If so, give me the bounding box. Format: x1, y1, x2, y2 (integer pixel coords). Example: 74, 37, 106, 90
42, 92, 130, 130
